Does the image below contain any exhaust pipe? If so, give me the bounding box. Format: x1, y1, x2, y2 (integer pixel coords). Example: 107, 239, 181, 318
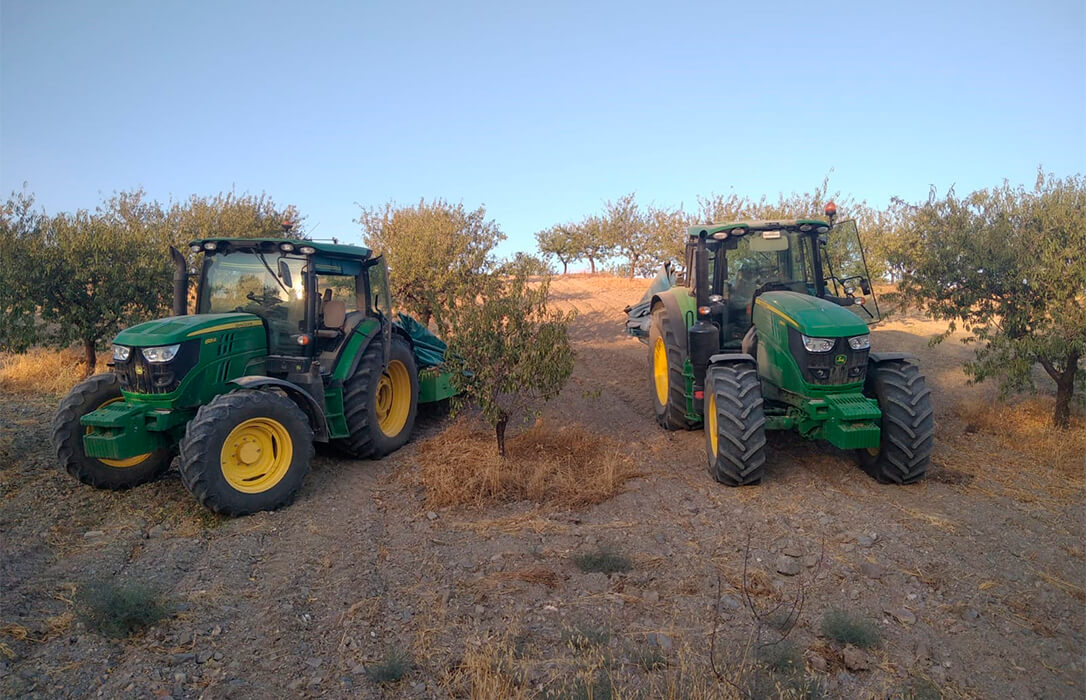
170, 246, 188, 316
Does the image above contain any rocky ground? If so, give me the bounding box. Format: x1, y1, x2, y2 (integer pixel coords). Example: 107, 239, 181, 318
1, 275, 1083, 699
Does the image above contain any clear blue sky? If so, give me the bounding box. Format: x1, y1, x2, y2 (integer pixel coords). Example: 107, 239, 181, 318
2, 0, 1083, 259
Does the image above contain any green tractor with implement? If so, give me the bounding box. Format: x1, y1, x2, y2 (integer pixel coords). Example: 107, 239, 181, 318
625, 204, 933, 485
53, 236, 455, 515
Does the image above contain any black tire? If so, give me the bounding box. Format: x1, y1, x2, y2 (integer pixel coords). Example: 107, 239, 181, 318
334, 334, 419, 459
857, 360, 933, 484
704, 363, 767, 486
649, 304, 693, 430
52, 373, 172, 490
178, 390, 314, 516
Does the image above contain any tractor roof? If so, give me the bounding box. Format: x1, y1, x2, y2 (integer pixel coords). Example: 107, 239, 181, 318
190, 238, 372, 260
687, 218, 830, 239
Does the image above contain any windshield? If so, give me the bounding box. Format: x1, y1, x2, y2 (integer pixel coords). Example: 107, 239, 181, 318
726, 230, 818, 303
198, 251, 309, 354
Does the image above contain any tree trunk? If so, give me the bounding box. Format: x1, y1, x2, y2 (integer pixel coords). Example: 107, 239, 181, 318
1053, 350, 1079, 429
562, 261, 568, 275
83, 339, 97, 377
495, 416, 508, 457
628, 255, 637, 278
588, 256, 596, 274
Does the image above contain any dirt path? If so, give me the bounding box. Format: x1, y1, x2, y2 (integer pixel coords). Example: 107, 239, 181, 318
1, 275, 1083, 699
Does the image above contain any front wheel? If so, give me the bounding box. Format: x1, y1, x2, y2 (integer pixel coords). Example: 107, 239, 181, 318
334, 335, 419, 459
856, 360, 933, 484
178, 390, 314, 515
704, 363, 766, 486
52, 373, 172, 490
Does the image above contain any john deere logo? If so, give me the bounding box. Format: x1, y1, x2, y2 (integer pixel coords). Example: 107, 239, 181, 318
834, 354, 847, 366
135, 365, 145, 375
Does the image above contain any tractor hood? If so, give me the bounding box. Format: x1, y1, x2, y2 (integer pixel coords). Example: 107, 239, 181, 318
755, 292, 869, 337
113, 313, 264, 347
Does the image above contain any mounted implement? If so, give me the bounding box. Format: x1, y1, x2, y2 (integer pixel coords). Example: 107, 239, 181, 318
53, 235, 455, 515
625, 204, 933, 485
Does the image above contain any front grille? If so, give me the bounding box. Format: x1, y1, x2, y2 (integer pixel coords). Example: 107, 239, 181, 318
115, 341, 199, 394
788, 329, 868, 386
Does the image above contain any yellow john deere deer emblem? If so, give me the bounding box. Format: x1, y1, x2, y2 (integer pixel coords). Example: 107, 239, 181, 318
834, 354, 847, 366
135, 365, 145, 375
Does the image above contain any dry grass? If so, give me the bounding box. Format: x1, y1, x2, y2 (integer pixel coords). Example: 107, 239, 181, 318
0, 348, 108, 396
415, 418, 639, 508
956, 397, 1086, 475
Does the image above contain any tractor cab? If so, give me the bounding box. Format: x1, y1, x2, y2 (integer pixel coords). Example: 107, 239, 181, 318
190, 237, 388, 374
682, 215, 880, 350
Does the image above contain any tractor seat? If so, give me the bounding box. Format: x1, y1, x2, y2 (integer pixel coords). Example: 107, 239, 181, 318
317, 303, 366, 370
317, 301, 346, 339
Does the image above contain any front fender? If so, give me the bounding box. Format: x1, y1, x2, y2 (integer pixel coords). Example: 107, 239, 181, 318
228, 376, 329, 441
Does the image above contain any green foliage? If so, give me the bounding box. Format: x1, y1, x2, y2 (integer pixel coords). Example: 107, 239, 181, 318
572, 544, 632, 575
896, 171, 1085, 427
0, 189, 44, 353
444, 259, 574, 455
76, 580, 168, 639
365, 646, 412, 683
756, 641, 803, 674
168, 190, 301, 249
535, 223, 583, 274
358, 198, 505, 328
820, 608, 880, 648
0, 188, 304, 372
28, 190, 174, 372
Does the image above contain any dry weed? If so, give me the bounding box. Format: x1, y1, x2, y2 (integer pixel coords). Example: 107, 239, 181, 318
415, 418, 639, 508
0, 348, 108, 396
956, 397, 1085, 475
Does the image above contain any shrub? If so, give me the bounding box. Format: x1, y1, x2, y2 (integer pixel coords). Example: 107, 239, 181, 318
573, 545, 632, 575
76, 581, 167, 639
820, 609, 880, 648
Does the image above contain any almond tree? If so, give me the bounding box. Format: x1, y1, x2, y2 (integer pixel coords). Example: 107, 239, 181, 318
898, 172, 1085, 427
444, 258, 575, 456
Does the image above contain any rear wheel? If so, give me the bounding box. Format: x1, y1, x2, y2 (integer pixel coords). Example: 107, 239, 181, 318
649, 304, 692, 430
52, 373, 172, 490
704, 363, 766, 486
334, 335, 419, 458
857, 360, 933, 484
179, 390, 313, 515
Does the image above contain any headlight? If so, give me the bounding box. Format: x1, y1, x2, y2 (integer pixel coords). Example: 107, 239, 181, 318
848, 335, 871, 350
801, 335, 834, 353
142, 344, 180, 363
112, 344, 131, 362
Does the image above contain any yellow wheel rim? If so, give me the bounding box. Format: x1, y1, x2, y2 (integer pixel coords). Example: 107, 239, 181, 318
220, 417, 294, 493
89, 397, 152, 468
652, 337, 669, 406
708, 392, 718, 457
376, 360, 411, 437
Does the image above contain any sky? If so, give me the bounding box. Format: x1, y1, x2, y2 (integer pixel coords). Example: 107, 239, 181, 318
2, 0, 1084, 261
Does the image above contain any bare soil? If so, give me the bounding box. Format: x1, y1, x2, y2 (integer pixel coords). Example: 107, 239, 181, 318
1, 275, 1083, 699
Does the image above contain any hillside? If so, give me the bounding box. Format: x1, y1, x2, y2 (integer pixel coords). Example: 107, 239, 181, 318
1, 274, 1083, 699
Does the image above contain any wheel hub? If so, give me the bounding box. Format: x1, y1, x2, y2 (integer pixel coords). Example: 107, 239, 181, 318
237, 439, 262, 465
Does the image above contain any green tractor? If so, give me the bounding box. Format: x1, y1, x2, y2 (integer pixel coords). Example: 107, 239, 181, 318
52, 236, 455, 515
625, 204, 933, 485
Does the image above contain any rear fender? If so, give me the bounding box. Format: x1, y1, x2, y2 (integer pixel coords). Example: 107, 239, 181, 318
651, 288, 694, 356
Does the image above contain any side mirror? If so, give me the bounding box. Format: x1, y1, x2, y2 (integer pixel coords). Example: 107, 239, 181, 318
860, 278, 871, 295
277, 259, 293, 288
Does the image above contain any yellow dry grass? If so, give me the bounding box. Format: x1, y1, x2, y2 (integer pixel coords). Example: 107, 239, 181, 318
415, 418, 639, 509
0, 348, 107, 396
955, 397, 1085, 475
